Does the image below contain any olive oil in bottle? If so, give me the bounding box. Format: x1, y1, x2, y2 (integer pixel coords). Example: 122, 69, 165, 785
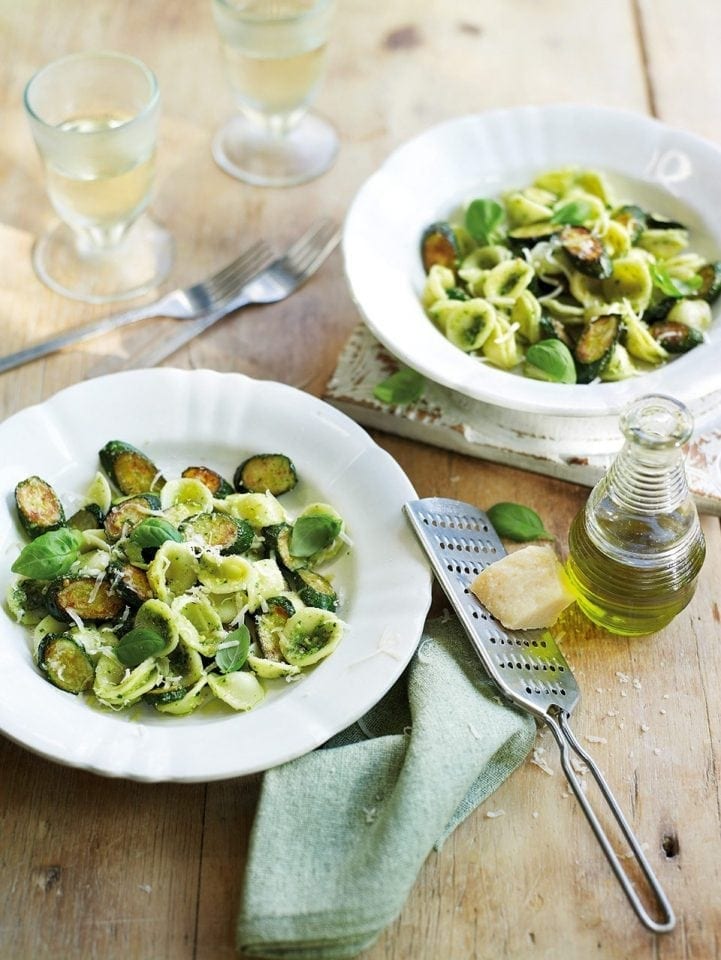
566, 394, 705, 637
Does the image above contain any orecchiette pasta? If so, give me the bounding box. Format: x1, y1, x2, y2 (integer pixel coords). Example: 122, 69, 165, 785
420, 166, 719, 384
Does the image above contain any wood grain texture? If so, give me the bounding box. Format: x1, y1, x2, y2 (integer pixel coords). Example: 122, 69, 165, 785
0, 0, 719, 958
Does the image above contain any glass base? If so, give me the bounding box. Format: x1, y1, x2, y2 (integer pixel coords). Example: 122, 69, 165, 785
212, 111, 339, 187
32, 215, 174, 304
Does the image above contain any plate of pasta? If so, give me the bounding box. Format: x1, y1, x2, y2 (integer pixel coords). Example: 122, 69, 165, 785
343, 104, 721, 416
0, 369, 431, 782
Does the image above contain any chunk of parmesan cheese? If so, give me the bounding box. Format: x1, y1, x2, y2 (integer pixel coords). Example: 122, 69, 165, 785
470, 544, 574, 630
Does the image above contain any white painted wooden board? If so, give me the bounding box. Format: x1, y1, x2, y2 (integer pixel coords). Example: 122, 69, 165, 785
325, 325, 721, 515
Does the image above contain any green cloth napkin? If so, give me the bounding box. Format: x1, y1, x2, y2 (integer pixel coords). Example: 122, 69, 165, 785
237, 616, 536, 960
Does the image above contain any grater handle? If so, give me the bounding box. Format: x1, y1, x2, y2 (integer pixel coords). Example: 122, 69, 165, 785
544, 710, 675, 934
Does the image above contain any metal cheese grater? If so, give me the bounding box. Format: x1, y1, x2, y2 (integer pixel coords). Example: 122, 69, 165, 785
404, 497, 675, 934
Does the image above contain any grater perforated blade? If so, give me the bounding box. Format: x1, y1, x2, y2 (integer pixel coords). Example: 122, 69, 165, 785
405, 497, 675, 935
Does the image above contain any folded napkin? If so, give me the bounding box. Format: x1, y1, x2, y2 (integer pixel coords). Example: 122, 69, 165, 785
237, 616, 536, 960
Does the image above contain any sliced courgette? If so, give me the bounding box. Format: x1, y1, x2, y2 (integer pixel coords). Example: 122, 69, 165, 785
180, 511, 253, 555
263, 523, 307, 571
574, 315, 620, 365
104, 493, 161, 541
611, 204, 647, 243
646, 212, 687, 230
538, 314, 574, 349
696, 262, 721, 303
181, 466, 234, 499
648, 321, 704, 354
37, 633, 94, 694
255, 594, 296, 660
46, 576, 125, 623
574, 315, 620, 384
67, 503, 105, 531
291, 568, 338, 612
99, 440, 165, 495
233, 454, 298, 496
642, 297, 676, 325
109, 561, 154, 607
559, 226, 612, 279
420, 221, 459, 273
15, 476, 65, 539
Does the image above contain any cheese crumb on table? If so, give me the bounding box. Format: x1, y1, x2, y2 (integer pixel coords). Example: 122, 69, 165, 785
469, 544, 575, 630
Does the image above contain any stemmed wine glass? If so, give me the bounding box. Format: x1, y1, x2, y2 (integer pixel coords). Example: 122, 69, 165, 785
24, 51, 173, 303
211, 0, 338, 187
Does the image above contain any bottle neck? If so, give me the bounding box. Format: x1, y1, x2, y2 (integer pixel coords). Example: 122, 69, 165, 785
599, 441, 689, 516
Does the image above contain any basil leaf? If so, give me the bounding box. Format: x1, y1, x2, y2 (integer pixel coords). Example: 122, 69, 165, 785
11, 527, 84, 579
373, 368, 425, 406
465, 199, 505, 245
290, 515, 342, 558
216, 624, 250, 674
487, 503, 553, 542
550, 199, 594, 226
524, 339, 577, 384
650, 264, 702, 298
116, 627, 166, 667
129, 517, 182, 548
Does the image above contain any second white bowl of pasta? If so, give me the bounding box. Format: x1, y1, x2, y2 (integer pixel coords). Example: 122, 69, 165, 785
343, 105, 721, 417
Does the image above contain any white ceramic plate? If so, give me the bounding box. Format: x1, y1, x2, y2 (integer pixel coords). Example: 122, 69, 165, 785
343, 104, 721, 417
0, 369, 431, 782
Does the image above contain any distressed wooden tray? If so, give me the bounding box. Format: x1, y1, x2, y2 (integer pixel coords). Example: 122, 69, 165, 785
324, 325, 721, 516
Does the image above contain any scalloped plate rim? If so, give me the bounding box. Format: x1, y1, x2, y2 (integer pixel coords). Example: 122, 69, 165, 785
0, 369, 432, 782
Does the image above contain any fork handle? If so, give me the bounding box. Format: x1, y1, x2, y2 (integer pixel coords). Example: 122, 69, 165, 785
124, 294, 252, 368
0, 301, 164, 374
544, 710, 675, 934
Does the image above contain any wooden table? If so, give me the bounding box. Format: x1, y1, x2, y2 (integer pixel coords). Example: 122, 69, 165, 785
1, 1, 720, 957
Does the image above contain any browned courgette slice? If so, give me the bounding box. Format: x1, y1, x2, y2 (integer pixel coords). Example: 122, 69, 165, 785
109, 561, 154, 607
104, 493, 161, 541
291, 568, 338, 612
648, 321, 704, 354
559, 226, 612, 279
611, 204, 647, 243
255, 595, 296, 660
15, 476, 65, 539
46, 576, 125, 622
574, 314, 620, 383
99, 441, 165, 495
696, 262, 721, 303
263, 523, 306, 571
180, 511, 253, 555
181, 466, 234, 499
234, 454, 298, 496
68, 503, 105, 531
37, 634, 94, 694
420, 221, 459, 273
538, 314, 574, 349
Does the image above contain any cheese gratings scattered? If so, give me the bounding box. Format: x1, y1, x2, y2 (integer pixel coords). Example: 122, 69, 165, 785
470, 543, 575, 630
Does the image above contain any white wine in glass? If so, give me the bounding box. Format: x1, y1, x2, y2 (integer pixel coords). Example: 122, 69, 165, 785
212, 0, 338, 186
24, 52, 173, 303
46, 114, 156, 246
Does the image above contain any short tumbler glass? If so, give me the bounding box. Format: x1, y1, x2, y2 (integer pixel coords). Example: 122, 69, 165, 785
211, 0, 338, 187
24, 51, 173, 303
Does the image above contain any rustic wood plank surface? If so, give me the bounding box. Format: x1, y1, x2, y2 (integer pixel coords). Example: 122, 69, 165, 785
0, 2, 719, 959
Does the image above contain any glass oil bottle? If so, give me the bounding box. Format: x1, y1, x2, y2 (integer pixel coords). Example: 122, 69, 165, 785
566, 394, 705, 637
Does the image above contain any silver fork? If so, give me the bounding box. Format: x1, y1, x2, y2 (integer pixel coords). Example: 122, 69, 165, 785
0, 239, 274, 374
129, 217, 340, 368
